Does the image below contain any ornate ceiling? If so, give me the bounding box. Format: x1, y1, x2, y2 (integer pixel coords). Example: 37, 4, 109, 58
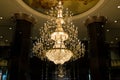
23, 0, 100, 15
0, 0, 120, 46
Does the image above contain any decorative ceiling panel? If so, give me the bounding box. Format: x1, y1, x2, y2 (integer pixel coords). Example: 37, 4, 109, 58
23, 0, 100, 15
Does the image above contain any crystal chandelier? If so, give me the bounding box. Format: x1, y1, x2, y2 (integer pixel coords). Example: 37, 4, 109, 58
33, 1, 85, 65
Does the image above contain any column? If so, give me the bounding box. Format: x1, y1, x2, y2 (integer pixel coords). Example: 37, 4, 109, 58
85, 16, 109, 80
8, 13, 35, 80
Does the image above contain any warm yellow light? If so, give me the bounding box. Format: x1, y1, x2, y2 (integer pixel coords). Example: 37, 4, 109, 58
46, 48, 73, 64
47, 27, 73, 64
32, 1, 85, 65
51, 31, 68, 42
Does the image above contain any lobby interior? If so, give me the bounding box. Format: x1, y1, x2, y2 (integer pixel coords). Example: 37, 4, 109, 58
0, 0, 120, 80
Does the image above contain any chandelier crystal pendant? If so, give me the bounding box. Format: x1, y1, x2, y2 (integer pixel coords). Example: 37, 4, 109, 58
33, 1, 85, 65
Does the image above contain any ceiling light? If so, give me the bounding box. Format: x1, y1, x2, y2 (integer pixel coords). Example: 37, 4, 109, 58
34, 37, 38, 39
115, 37, 118, 40
0, 17, 3, 20
5, 40, 8, 42
117, 6, 120, 8
110, 41, 114, 44
0, 36, 3, 39
30, 37, 32, 39
83, 37, 87, 40
9, 27, 12, 30
114, 20, 118, 23
32, 1, 85, 65
101, 25, 104, 27
32, 2, 85, 77
106, 29, 110, 32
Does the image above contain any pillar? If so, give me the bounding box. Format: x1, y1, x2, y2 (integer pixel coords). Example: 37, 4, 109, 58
8, 13, 35, 80
85, 16, 109, 80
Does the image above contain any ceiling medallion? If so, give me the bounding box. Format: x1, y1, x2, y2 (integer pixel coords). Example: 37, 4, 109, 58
22, 0, 100, 16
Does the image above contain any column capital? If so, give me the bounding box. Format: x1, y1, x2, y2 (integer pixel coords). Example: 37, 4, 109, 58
85, 16, 107, 26
13, 13, 36, 24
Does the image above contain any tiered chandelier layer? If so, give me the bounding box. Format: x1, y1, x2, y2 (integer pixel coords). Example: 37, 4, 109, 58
33, 1, 85, 65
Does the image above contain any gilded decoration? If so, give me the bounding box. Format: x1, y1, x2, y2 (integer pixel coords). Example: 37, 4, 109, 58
23, 0, 100, 15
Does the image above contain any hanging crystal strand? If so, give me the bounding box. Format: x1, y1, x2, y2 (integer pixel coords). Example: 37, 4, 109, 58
65, 8, 69, 17
39, 38, 42, 56
81, 44, 84, 57
74, 26, 78, 37
49, 7, 54, 17
44, 23, 48, 34
78, 41, 81, 57
46, 39, 50, 50
77, 40, 81, 51
81, 43, 85, 57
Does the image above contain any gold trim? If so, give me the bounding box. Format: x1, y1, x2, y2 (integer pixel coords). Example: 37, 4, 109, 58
14, 13, 36, 24
85, 16, 107, 26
